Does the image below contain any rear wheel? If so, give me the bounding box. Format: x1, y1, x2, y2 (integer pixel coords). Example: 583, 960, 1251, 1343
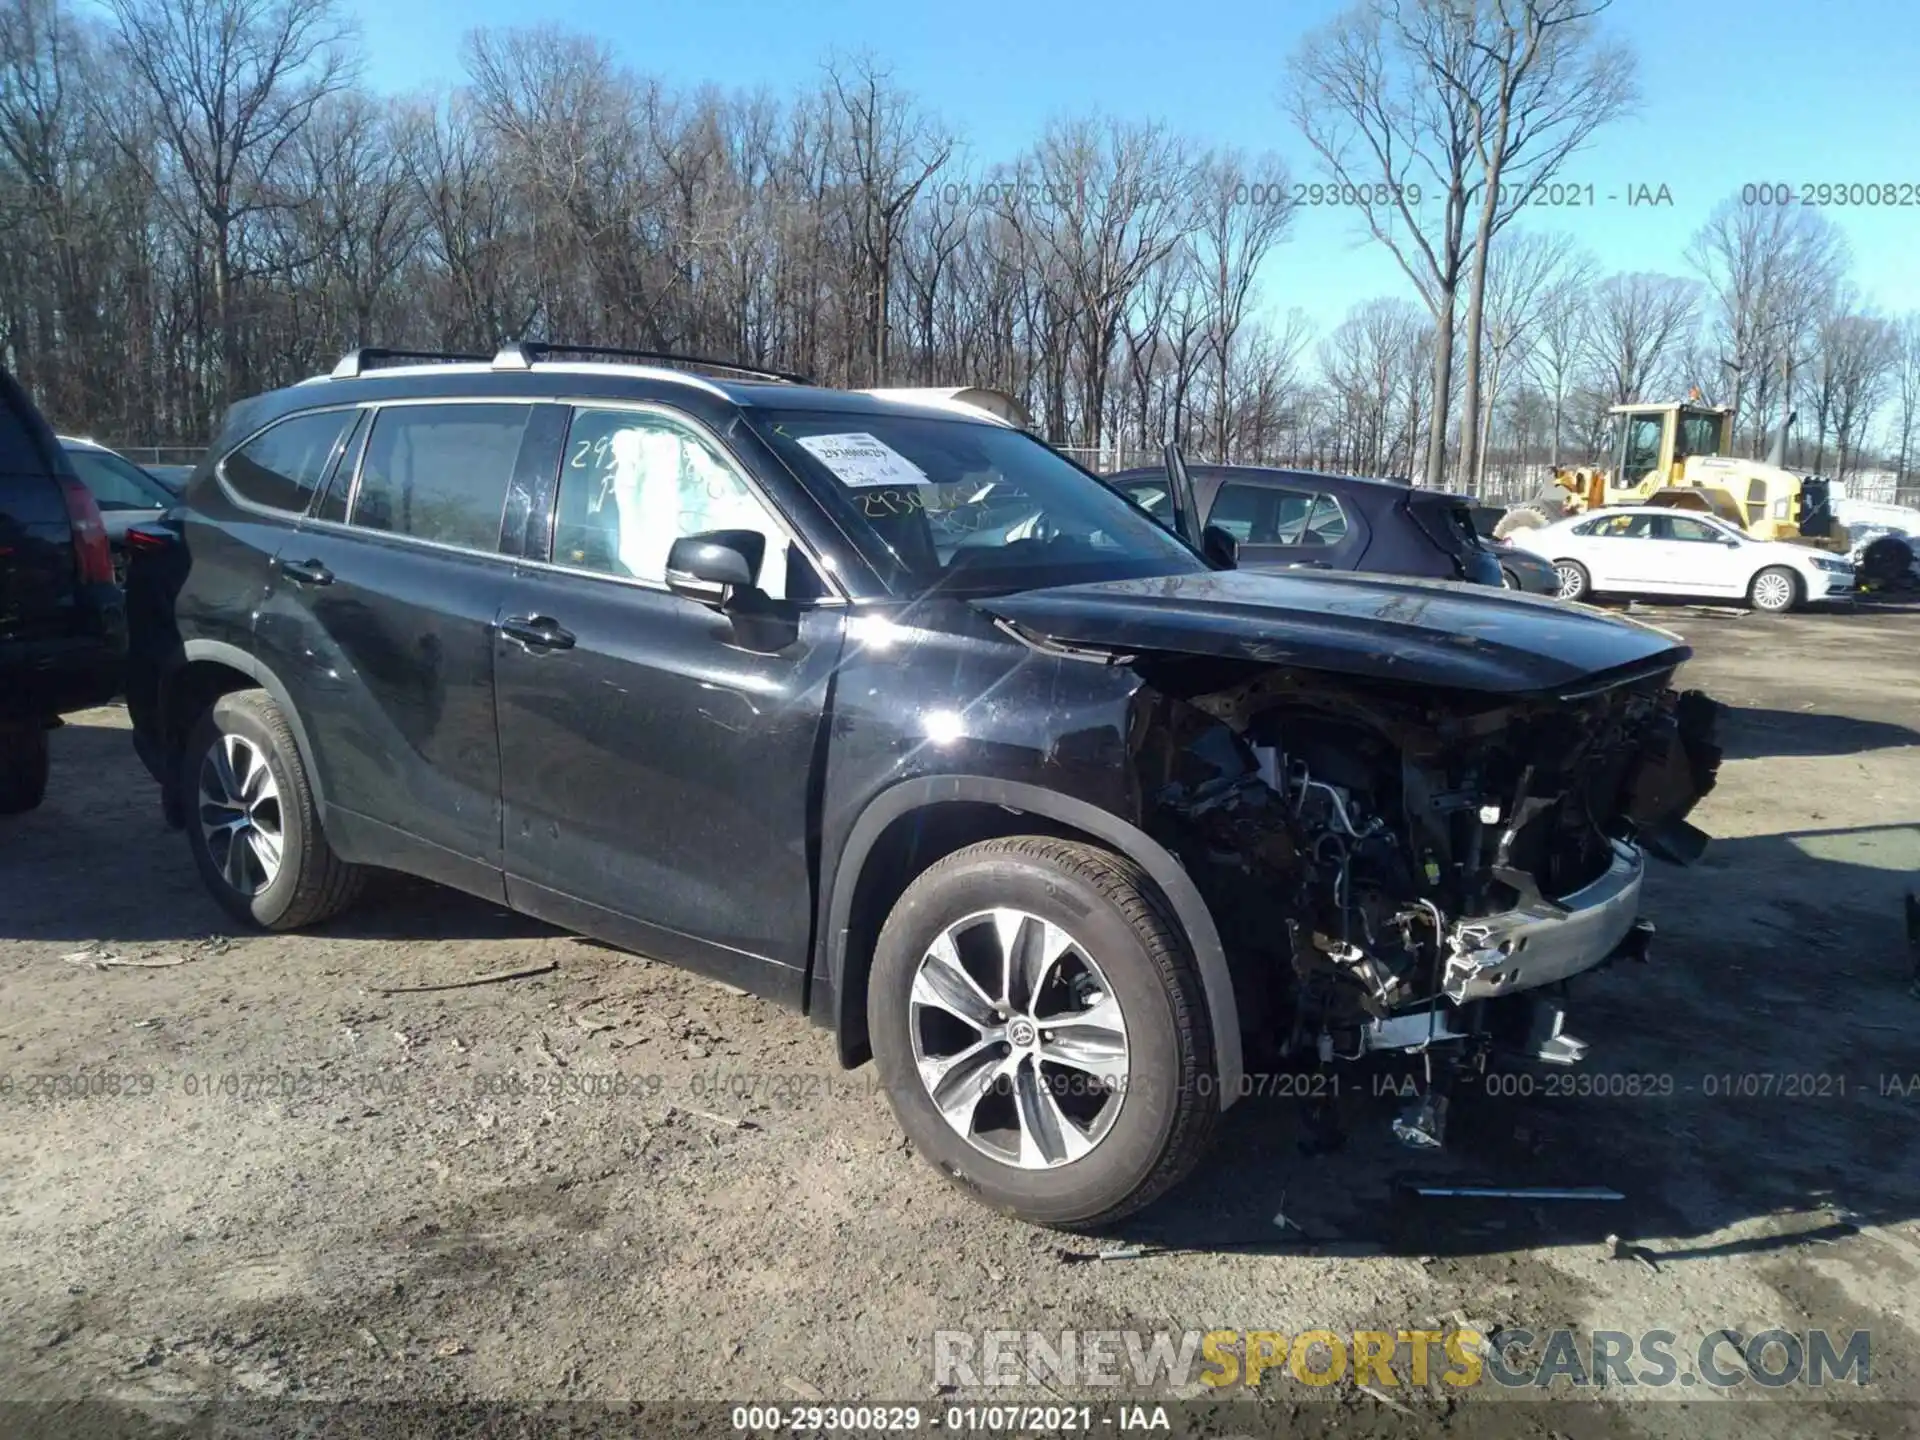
181, 689, 363, 929
868, 836, 1219, 1229
0, 723, 51, 815
1553, 559, 1591, 602
1748, 566, 1800, 614
1500, 566, 1519, 590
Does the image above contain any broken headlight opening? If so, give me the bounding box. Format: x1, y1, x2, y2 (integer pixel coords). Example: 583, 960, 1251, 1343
1135, 663, 1722, 1149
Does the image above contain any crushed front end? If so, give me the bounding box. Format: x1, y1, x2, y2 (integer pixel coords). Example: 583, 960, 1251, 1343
1135, 659, 1722, 1147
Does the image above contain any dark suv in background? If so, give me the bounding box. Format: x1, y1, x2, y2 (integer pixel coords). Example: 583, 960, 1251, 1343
124, 343, 1717, 1227
1108, 463, 1504, 587
0, 366, 125, 813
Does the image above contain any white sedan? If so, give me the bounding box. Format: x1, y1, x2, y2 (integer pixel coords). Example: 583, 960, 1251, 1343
1509, 507, 1855, 613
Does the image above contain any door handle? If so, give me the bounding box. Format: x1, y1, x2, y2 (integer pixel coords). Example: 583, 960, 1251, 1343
278, 557, 334, 586
498, 615, 575, 651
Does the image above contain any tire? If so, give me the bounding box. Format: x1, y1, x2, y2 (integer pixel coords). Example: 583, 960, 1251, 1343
1500, 567, 1519, 590
0, 724, 51, 815
1552, 559, 1591, 602
867, 836, 1220, 1229
1492, 498, 1560, 540
1747, 565, 1800, 614
180, 689, 363, 929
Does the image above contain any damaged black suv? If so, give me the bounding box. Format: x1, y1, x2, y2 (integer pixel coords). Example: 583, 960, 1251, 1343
124, 345, 1720, 1227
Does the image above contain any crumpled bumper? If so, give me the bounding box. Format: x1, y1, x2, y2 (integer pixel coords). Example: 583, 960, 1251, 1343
1442, 840, 1645, 1003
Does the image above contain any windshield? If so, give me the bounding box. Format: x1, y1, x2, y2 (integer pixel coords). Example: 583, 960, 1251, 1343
749, 409, 1204, 595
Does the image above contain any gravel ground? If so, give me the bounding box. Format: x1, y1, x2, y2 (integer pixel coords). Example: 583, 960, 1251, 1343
2, 601, 1917, 1438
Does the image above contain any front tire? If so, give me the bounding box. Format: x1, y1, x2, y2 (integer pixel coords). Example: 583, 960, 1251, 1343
181, 689, 364, 929
1553, 559, 1591, 602
868, 837, 1220, 1229
1748, 565, 1800, 614
0, 723, 51, 815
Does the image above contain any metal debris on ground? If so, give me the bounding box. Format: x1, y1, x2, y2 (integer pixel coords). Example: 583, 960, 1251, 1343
1356, 1383, 1418, 1416
1402, 1183, 1625, 1201
60, 949, 188, 970
1606, 1233, 1661, 1273
374, 961, 559, 995
675, 1106, 755, 1131
1096, 1243, 1147, 1262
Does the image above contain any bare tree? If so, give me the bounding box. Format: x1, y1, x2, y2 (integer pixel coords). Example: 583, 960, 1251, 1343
822, 55, 952, 385
1454, 0, 1635, 488
1809, 303, 1897, 478
1892, 313, 1920, 486
106, 0, 356, 404
1584, 272, 1699, 406
1474, 229, 1592, 485
1191, 149, 1295, 459
1687, 196, 1848, 455
1289, 2, 1480, 485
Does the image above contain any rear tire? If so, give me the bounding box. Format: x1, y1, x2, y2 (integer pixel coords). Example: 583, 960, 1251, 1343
181, 689, 364, 929
1553, 559, 1591, 602
1747, 565, 1800, 614
0, 724, 51, 815
867, 836, 1220, 1229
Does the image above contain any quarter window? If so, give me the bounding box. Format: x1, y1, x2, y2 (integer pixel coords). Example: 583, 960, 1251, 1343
222, 410, 355, 514
553, 408, 798, 600
350, 404, 530, 552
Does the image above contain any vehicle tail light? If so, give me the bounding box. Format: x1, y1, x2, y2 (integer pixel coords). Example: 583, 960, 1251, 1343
59, 476, 115, 585
125, 525, 176, 554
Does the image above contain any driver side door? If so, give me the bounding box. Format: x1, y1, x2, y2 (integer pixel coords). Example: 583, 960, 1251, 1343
493, 402, 845, 1000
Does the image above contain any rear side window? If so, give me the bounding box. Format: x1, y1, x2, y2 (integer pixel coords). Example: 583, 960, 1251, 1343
1210, 482, 1347, 546
351, 404, 531, 552
223, 411, 355, 513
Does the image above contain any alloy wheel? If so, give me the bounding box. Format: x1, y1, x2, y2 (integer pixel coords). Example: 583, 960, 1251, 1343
1752, 571, 1795, 611
197, 733, 284, 896
908, 908, 1129, 1169
1554, 563, 1585, 599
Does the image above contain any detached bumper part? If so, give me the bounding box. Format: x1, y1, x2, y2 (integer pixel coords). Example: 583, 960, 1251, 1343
1442, 840, 1645, 1004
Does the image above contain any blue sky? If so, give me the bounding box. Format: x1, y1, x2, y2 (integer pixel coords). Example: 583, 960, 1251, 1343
346, 0, 1920, 334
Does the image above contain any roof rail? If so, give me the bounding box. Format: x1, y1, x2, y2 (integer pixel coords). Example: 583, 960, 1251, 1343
492, 341, 812, 386
331, 347, 490, 379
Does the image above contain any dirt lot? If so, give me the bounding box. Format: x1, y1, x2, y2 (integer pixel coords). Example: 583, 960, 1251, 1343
2, 601, 1918, 1437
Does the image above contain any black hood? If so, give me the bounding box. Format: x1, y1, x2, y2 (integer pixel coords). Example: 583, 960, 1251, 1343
974, 568, 1691, 696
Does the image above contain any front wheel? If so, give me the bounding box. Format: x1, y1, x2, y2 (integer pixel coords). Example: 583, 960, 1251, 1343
867, 837, 1220, 1229
1748, 566, 1800, 614
181, 689, 364, 929
1553, 559, 1591, 602
0, 723, 51, 815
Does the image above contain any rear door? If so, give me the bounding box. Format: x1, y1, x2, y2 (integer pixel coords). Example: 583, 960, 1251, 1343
493, 401, 844, 995
1211, 479, 1366, 571
253, 401, 564, 898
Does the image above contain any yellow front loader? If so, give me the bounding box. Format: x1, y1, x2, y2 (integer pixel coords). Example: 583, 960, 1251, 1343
1495, 400, 1846, 551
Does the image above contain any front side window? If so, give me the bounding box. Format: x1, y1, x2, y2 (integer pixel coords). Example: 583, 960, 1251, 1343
1664, 516, 1732, 544
63, 448, 173, 510
1615, 415, 1665, 486
553, 407, 798, 600
350, 404, 530, 552
749, 410, 1202, 596
222, 410, 355, 514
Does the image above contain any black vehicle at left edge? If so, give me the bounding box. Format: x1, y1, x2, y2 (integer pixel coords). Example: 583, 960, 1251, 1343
123, 344, 1721, 1227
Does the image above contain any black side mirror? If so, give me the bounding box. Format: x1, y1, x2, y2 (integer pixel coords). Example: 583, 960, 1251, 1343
1200, 524, 1239, 569
665, 529, 766, 609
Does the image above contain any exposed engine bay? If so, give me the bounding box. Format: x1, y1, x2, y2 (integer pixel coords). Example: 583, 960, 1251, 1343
1133, 659, 1723, 1146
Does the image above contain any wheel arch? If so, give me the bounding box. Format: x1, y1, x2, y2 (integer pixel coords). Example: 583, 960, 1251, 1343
821, 776, 1245, 1110
159, 641, 324, 825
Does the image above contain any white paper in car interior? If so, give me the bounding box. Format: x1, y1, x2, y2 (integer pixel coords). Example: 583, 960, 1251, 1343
795, 432, 929, 488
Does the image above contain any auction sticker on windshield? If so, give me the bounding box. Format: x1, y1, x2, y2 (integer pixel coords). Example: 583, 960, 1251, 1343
795, 432, 929, 488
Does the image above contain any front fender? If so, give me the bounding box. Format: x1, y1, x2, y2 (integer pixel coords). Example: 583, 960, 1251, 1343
823, 774, 1246, 1110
